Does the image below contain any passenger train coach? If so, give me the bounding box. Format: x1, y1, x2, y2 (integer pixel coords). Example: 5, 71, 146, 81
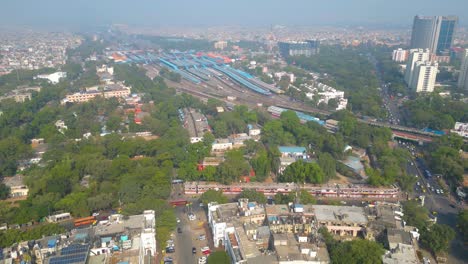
184, 182, 400, 199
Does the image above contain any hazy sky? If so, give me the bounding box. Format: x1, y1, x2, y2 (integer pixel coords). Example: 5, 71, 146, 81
1, 0, 467, 29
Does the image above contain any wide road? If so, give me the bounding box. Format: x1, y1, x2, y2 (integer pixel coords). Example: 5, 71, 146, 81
409, 152, 468, 264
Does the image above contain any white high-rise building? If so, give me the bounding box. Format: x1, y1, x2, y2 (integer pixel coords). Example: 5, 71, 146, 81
214, 41, 228, 50
405, 49, 431, 85
458, 49, 468, 91
392, 48, 408, 62
410, 61, 438, 93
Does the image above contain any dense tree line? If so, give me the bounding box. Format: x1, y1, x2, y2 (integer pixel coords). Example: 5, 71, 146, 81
0, 224, 65, 248
402, 200, 455, 254
402, 94, 468, 130
287, 45, 385, 118
319, 227, 384, 264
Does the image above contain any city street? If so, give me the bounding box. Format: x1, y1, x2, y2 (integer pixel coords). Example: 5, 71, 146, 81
169, 198, 212, 264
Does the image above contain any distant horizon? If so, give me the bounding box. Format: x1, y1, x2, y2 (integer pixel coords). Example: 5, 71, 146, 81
0, 0, 467, 31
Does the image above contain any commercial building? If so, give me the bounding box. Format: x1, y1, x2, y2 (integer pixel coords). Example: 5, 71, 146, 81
410, 15, 458, 56
458, 49, 468, 90
392, 48, 408, 62
404, 49, 437, 93
278, 40, 320, 58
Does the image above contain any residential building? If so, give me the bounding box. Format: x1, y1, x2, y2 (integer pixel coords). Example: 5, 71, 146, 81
410, 61, 438, 93
451, 122, 468, 138
382, 243, 420, 264
2, 174, 29, 198
404, 49, 431, 85
405, 49, 438, 92
265, 204, 315, 235
212, 138, 233, 153
62, 83, 131, 104
458, 49, 468, 90
272, 233, 330, 264
392, 48, 408, 62
214, 41, 228, 50
274, 72, 296, 83
312, 205, 368, 237
278, 40, 320, 58
180, 108, 211, 144
410, 15, 458, 56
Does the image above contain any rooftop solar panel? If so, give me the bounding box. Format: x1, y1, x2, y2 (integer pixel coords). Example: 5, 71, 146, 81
61, 244, 89, 255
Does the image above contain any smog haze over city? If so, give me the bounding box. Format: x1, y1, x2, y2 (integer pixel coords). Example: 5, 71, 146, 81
1, 0, 468, 28
0, 1, 467, 264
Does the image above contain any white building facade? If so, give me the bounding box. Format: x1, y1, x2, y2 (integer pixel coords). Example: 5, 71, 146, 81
458, 49, 468, 91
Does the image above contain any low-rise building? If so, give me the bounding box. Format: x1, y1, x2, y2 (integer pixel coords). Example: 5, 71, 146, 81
451, 122, 468, 138
382, 243, 419, 264
312, 205, 368, 237
62, 83, 131, 104
212, 138, 233, 153
2, 174, 29, 198
273, 233, 330, 264
36, 71, 66, 84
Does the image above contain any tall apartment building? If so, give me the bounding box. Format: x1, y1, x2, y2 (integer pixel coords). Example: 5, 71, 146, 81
458, 49, 468, 91
392, 48, 408, 62
404, 49, 431, 84
405, 49, 437, 93
410, 15, 458, 56
410, 61, 438, 93
214, 41, 228, 50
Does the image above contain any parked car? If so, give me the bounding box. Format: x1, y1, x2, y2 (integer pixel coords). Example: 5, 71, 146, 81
198, 234, 206, 240
192, 247, 197, 254
177, 227, 182, 233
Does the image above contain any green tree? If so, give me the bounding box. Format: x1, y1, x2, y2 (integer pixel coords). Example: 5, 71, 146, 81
402, 200, 429, 230
280, 160, 324, 184
457, 210, 468, 243
238, 189, 267, 204
200, 190, 228, 205
0, 184, 10, 199
207, 251, 230, 264
420, 224, 455, 253
250, 149, 271, 182
330, 239, 385, 264
318, 153, 336, 181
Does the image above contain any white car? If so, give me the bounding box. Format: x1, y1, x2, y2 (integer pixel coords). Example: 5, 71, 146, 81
199, 256, 207, 263
176, 218, 180, 223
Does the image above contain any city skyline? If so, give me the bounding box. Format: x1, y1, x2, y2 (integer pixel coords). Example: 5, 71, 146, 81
0, 0, 468, 29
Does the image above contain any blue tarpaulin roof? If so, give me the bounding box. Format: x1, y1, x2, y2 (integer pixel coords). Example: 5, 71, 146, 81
120, 235, 128, 241
48, 239, 56, 248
